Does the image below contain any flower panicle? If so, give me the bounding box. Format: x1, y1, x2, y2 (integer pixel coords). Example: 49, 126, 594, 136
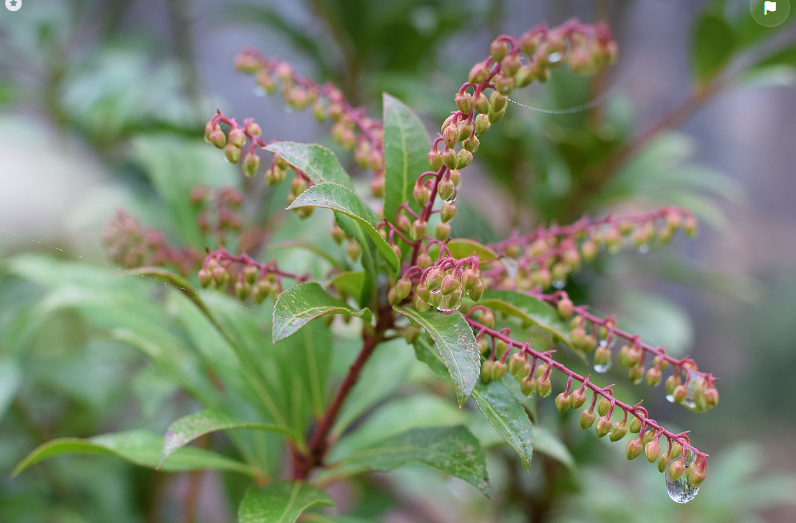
465, 314, 708, 484
198, 248, 310, 302
482, 206, 697, 291
102, 210, 202, 275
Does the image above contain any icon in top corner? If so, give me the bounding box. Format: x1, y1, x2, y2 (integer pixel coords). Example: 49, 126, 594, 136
751, 0, 789, 26
5, 0, 22, 11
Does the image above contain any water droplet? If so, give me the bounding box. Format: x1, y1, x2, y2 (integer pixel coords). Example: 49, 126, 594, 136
665, 452, 700, 504
436, 303, 460, 312
594, 360, 611, 373
253, 86, 267, 97
638, 244, 650, 254
548, 51, 562, 63
443, 187, 457, 203
430, 287, 441, 295
666, 393, 675, 403
552, 279, 566, 289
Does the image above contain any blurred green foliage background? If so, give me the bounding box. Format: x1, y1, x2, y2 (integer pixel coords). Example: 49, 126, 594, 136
1, 0, 795, 521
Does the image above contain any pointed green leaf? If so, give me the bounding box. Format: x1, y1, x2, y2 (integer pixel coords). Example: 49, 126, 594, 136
238, 481, 335, 523
264, 142, 353, 188
413, 337, 533, 470
382, 93, 429, 224
273, 282, 371, 342
13, 430, 257, 478
479, 290, 574, 348
532, 426, 576, 471
328, 271, 365, 302
472, 380, 533, 471
287, 183, 399, 273
394, 307, 479, 406
336, 214, 378, 306
341, 426, 492, 498
428, 238, 498, 262
159, 409, 301, 468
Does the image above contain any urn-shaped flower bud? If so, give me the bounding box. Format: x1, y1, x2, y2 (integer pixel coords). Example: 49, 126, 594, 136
536, 375, 552, 397
457, 120, 474, 142
645, 440, 661, 463
481, 360, 494, 383
490, 38, 509, 62
645, 366, 662, 386
628, 417, 642, 434
672, 384, 688, 404
580, 409, 596, 429
658, 452, 672, 473
455, 92, 473, 114
441, 149, 459, 170
457, 149, 473, 169
492, 360, 507, 381
508, 353, 527, 377
418, 251, 433, 269
440, 202, 457, 223
555, 392, 571, 413
425, 267, 444, 291
209, 128, 226, 149
394, 278, 412, 301
475, 113, 491, 135
570, 388, 587, 408
609, 421, 628, 442
627, 439, 643, 460
597, 397, 611, 417
438, 178, 456, 202
413, 185, 431, 207
468, 61, 491, 84
235, 280, 250, 301
440, 273, 459, 295
461, 267, 480, 291
595, 415, 612, 438
243, 265, 259, 285
410, 219, 427, 241
668, 458, 686, 481
198, 269, 212, 288
495, 339, 509, 358
520, 376, 536, 396
686, 459, 706, 487
228, 128, 246, 148
225, 143, 241, 164
443, 125, 458, 148
427, 150, 442, 171
473, 92, 490, 114
242, 151, 260, 177
557, 297, 574, 320
468, 281, 483, 301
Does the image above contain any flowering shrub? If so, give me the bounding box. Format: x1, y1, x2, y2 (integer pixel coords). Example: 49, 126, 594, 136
14, 19, 720, 518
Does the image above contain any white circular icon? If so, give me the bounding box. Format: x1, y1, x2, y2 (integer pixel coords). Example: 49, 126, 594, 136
5, 0, 22, 11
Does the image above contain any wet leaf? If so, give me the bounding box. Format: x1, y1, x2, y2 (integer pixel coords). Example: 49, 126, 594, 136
238, 481, 334, 523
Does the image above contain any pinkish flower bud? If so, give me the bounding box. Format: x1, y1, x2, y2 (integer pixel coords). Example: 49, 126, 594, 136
427, 150, 442, 171
418, 251, 433, 269
438, 178, 456, 201
469, 281, 483, 301
658, 452, 672, 473
627, 439, 643, 460
457, 149, 473, 169
618, 343, 641, 367
235, 280, 251, 301
198, 269, 212, 288
441, 149, 459, 170
686, 458, 706, 487
495, 339, 509, 358
413, 185, 431, 208
463, 133, 480, 153
395, 278, 412, 301
468, 61, 491, 84
595, 415, 612, 438
672, 384, 688, 404
443, 125, 458, 148
520, 375, 536, 396
488, 107, 506, 124
455, 92, 473, 114
645, 366, 662, 386
440, 273, 459, 295
536, 375, 552, 397
440, 202, 457, 223
596, 397, 611, 417
228, 128, 246, 148
580, 409, 596, 429
501, 54, 521, 76
570, 388, 587, 408
494, 74, 515, 95
225, 143, 241, 164
557, 297, 574, 320
492, 360, 507, 380
490, 38, 509, 62
413, 293, 431, 312
209, 128, 226, 149
425, 267, 444, 291
555, 392, 571, 413
645, 440, 661, 463
478, 337, 490, 355
668, 458, 686, 481
703, 387, 719, 408
481, 360, 494, 383
410, 219, 427, 241
490, 91, 508, 113
396, 213, 412, 233
473, 92, 490, 114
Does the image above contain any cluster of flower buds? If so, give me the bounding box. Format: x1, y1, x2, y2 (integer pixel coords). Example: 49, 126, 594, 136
205, 113, 265, 179
103, 210, 201, 275
538, 290, 720, 412
398, 255, 483, 312
189, 186, 244, 245
197, 249, 308, 303
465, 312, 709, 490
483, 207, 697, 292
232, 49, 386, 196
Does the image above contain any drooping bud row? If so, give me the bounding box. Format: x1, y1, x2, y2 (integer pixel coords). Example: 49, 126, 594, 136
486, 207, 697, 291
230, 49, 386, 178
191, 186, 244, 246
198, 249, 309, 303
102, 210, 202, 276
204, 116, 265, 179
463, 314, 709, 492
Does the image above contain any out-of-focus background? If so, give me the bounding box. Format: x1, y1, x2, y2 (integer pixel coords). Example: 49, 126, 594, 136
1, 0, 795, 522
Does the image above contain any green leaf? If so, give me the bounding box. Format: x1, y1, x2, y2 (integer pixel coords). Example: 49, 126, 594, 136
472, 380, 533, 471
265, 142, 354, 189
336, 214, 378, 306
238, 481, 335, 523
159, 409, 301, 468
413, 336, 533, 470
328, 271, 365, 302
429, 238, 499, 262
13, 430, 257, 478
341, 426, 492, 498
394, 307, 480, 406
273, 282, 371, 342
382, 93, 429, 224
287, 183, 399, 273
269, 240, 346, 270
479, 290, 574, 349
692, 14, 736, 83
